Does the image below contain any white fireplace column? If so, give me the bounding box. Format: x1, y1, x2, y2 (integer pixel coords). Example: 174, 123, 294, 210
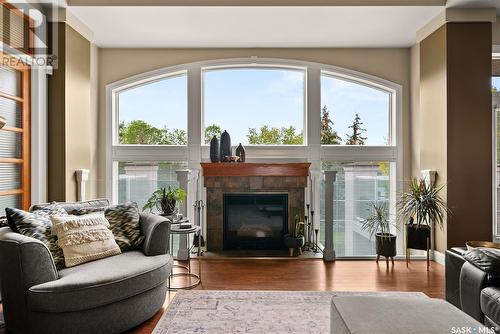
323, 170, 337, 261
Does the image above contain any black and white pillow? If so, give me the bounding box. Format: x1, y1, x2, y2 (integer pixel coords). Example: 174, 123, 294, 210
104, 202, 144, 251
73, 206, 106, 216
5, 205, 67, 269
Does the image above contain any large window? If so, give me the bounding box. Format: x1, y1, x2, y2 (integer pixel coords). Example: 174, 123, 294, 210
117, 73, 187, 145
320, 161, 393, 257
117, 161, 187, 210
493, 77, 500, 240
108, 59, 401, 257
321, 74, 391, 146
203, 67, 305, 145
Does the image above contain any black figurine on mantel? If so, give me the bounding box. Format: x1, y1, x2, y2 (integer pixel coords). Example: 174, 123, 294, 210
235, 143, 246, 162
220, 130, 232, 162
209, 136, 220, 162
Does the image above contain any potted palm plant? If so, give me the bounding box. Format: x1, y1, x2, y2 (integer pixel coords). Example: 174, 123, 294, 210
397, 178, 448, 251
361, 202, 396, 262
143, 186, 186, 216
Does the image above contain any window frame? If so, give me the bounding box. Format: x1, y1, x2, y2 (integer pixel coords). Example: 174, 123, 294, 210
106, 58, 403, 255
113, 69, 188, 147
201, 64, 308, 146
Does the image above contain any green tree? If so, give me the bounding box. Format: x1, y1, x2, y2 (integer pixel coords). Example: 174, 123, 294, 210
204, 124, 222, 143
119, 120, 186, 145
345, 113, 367, 145
320, 105, 342, 145
247, 125, 303, 145
162, 128, 187, 145
119, 120, 164, 144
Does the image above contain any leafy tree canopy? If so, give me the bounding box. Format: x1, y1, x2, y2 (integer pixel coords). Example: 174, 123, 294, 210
247, 125, 303, 145
205, 124, 223, 143
119, 120, 187, 145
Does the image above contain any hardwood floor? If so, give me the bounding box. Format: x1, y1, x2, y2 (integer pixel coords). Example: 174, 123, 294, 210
128, 258, 445, 334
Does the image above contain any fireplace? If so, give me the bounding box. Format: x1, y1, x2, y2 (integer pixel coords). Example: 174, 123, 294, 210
201, 162, 310, 252
223, 193, 288, 250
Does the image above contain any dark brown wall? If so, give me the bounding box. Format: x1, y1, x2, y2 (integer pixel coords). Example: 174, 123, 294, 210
446, 22, 492, 247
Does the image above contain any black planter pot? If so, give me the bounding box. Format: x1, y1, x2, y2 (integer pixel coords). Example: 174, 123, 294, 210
375, 233, 397, 257
405, 224, 431, 250
284, 235, 305, 256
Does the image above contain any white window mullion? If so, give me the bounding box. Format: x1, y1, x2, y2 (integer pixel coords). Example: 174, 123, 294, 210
187, 65, 202, 226
321, 146, 397, 162
307, 65, 322, 229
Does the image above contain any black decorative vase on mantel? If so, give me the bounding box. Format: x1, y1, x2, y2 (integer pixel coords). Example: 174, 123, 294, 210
209, 136, 220, 162
220, 130, 232, 162
235, 143, 246, 162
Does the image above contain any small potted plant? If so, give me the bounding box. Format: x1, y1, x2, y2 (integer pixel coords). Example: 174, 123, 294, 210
143, 186, 186, 216
361, 202, 396, 262
284, 214, 305, 257
397, 178, 448, 251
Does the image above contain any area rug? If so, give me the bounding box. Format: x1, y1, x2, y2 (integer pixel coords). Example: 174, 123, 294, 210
153, 290, 427, 334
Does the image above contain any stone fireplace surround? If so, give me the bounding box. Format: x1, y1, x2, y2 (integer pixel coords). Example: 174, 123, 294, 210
201, 163, 310, 252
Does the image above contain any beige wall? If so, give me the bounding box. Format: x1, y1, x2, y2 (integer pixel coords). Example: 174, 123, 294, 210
410, 44, 421, 177
65, 25, 91, 201
420, 25, 448, 252
48, 23, 92, 202
493, 19, 500, 45
89, 44, 100, 199
97, 48, 412, 196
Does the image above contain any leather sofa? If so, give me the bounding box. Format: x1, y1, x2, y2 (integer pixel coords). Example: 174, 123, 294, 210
446, 247, 500, 330
0, 199, 173, 334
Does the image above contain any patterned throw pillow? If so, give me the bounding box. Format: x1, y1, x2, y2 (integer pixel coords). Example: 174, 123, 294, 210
51, 214, 121, 267
5, 205, 67, 269
73, 206, 106, 216
105, 202, 144, 251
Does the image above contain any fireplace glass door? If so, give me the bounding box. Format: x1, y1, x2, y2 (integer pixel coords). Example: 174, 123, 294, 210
223, 193, 288, 250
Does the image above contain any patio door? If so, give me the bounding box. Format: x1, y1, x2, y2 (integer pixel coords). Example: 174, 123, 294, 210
494, 92, 500, 242
0, 53, 30, 212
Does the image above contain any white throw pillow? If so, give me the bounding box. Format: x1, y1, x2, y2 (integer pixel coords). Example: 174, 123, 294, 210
51, 213, 121, 267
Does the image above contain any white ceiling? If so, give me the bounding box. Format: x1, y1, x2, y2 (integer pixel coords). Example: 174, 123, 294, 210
69, 6, 444, 48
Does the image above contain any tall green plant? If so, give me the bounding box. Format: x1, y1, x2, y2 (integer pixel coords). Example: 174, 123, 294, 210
143, 186, 186, 213
360, 202, 393, 239
397, 178, 448, 229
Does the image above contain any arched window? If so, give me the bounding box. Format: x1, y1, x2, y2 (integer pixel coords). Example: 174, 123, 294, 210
203, 67, 306, 145
116, 72, 187, 146
320, 74, 391, 146
107, 58, 402, 257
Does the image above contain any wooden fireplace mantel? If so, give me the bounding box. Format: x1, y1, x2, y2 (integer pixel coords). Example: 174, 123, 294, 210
200, 162, 311, 177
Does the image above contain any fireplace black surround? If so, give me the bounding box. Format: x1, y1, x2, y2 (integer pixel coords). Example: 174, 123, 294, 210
223, 193, 288, 250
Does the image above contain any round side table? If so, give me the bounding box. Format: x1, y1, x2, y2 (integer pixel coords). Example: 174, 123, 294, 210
168, 224, 201, 291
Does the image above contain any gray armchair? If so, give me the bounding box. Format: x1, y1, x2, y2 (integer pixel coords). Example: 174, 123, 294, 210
0, 200, 173, 334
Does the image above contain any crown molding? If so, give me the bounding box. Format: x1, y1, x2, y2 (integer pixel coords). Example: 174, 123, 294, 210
48, 8, 94, 42
66, 0, 445, 5
416, 8, 497, 43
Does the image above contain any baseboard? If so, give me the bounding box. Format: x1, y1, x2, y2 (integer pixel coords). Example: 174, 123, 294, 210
432, 250, 445, 265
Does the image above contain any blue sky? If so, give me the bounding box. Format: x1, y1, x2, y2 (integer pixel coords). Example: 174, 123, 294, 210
493, 77, 500, 90
119, 69, 390, 145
